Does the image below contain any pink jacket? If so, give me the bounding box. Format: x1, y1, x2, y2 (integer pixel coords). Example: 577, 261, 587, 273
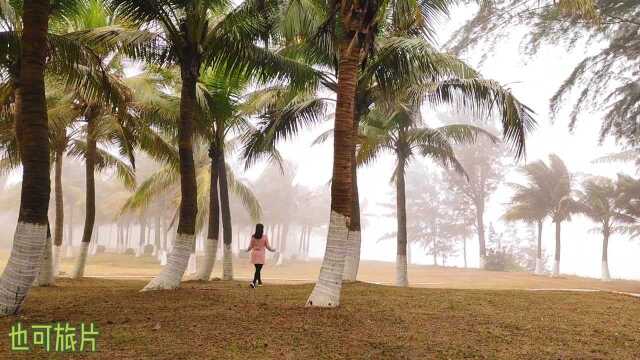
247, 235, 275, 264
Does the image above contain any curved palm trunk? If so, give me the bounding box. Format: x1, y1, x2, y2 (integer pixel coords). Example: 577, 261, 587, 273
52, 146, 64, 277
306, 48, 358, 307
395, 153, 409, 287
601, 226, 611, 281
0, 0, 51, 315
34, 224, 54, 286
195, 146, 220, 281
218, 145, 233, 281
142, 60, 198, 291
72, 116, 97, 279
343, 119, 361, 281
552, 220, 561, 277
534, 220, 544, 275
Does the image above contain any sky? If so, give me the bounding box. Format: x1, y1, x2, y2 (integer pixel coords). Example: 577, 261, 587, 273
241, 6, 640, 280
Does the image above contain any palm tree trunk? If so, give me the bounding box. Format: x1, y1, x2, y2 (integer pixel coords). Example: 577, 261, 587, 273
343, 139, 361, 281
218, 144, 234, 281
143, 60, 199, 291
463, 237, 467, 268
306, 47, 358, 307
72, 115, 97, 279
52, 146, 64, 277
0, 0, 51, 315
195, 146, 220, 281
137, 218, 146, 257
477, 204, 487, 269
552, 220, 561, 277
601, 226, 611, 281
152, 215, 160, 256
67, 202, 74, 248
535, 220, 544, 275
395, 152, 409, 287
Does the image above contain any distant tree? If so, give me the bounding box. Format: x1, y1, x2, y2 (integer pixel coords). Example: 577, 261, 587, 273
445, 133, 508, 269
503, 164, 551, 274
523, 154, 576, 277
573, 176, 637, 281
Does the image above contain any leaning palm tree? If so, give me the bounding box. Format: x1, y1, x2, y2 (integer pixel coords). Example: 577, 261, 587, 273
503, 179, 549, 275
573, 176, 637, 281
107, 0, 314, 291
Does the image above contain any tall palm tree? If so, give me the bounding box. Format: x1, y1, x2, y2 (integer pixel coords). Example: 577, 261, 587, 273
0, 0, 51, 316
107, 0, 313, 291
574, 176, 636, 281
503, 177, 550, 275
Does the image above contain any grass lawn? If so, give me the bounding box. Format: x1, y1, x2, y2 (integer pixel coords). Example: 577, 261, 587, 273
1, 278, 639, 359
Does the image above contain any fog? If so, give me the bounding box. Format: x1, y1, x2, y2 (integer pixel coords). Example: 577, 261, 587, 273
1, 4, 638, 282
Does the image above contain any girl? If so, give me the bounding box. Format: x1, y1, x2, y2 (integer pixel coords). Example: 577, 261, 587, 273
245, 223, 276, 288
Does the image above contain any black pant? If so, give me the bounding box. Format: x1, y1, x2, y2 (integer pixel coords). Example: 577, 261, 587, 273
253, 264, 263, 285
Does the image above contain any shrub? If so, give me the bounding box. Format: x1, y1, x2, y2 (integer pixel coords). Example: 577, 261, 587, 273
144, 244, 154, 256
484, 248, 525, 272
124, 248, 135, 256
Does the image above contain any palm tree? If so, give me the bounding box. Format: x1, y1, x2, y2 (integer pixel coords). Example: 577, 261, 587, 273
503, 175, 550, 275
518, 154, 575, 277
107, 0, 313, 291
574, 177, 637, 281
0, 0, 51, 315
358, 101, 498, 286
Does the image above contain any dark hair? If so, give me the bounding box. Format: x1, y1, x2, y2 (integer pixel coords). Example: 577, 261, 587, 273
253, 223, 264, 239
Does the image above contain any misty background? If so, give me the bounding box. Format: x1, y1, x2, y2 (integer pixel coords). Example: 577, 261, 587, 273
0, 4, 637, 280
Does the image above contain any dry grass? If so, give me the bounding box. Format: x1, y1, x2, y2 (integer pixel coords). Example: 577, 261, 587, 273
1, 279, 639, 359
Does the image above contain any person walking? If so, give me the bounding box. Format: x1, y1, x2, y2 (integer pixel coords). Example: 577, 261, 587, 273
246, 223, 276, 288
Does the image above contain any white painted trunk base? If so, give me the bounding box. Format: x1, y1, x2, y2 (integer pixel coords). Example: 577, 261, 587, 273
142, 233, 194, 291
195, 238, 218, 281
534, 258, 544, 275
306, 211, 348, 308
342, 230, 361, 281
0, 222, 48, 315
222, 243, 233, 280
551, 260, 560, 277
601, 261, 611, 281
71, 242, 90, 279
187, 253, 197, 274
396, 254, 409, 287
34, 234, 54, 286
52, 244, 62, 276
65, 246, 73, 258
